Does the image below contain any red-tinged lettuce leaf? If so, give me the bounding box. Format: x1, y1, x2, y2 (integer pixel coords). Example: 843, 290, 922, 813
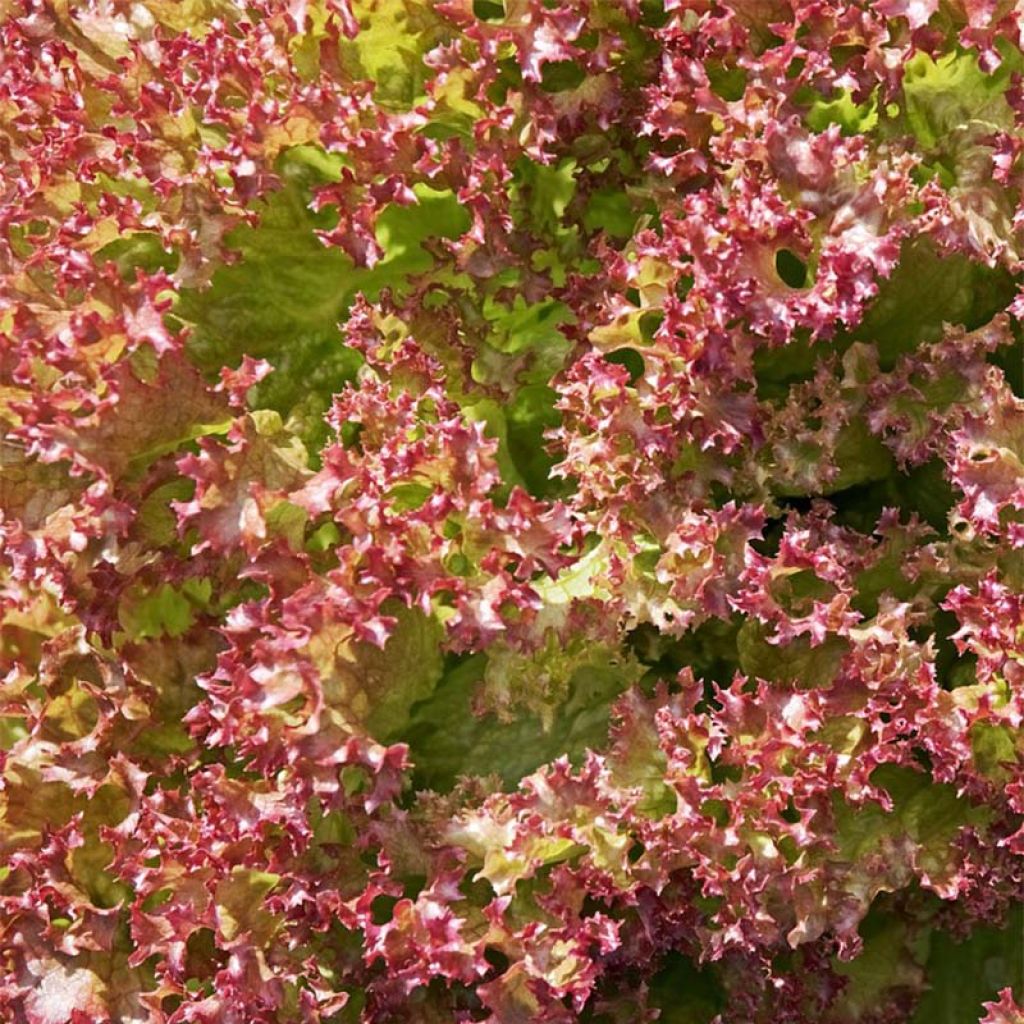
174, 409, 312, 556
979, 988, 1024, 1024
355, 602, 446, 740
31, 350, 231, 486
13, 950, 156, 1024
0, 441, 82, 531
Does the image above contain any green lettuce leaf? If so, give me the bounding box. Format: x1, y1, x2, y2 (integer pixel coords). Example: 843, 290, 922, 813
902, 48, 1017, 153
177, 150, 469, 453
910, 904, 1024, 1024
833, 909, 927, 1022
339, 0, 453, 109
851, 238, 1015, 368
401, 653, 635, 791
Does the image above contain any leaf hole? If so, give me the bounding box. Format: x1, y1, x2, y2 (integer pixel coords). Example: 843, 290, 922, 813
371, 894, 400, 925
639, 311, 664, 342
484, 946, 510, 972
775, 248, 808, 289
473, 0, 504, 19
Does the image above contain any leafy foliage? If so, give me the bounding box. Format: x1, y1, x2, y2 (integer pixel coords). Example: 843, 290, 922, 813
3, 0, 1024, 1022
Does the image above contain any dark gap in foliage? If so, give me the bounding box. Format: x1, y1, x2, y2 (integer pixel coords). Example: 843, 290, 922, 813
708, 480, 734, 508
185, 928, 223, 977
403, 874, 427, 900
370, 894, 400, 925
775, 248, 808, 288
472, 0, 504, 19
988, 319, 1024, 397
639, 0, 669, 28
632, 617, 741, 692
606, 347, 645, 384
776, 494, 815, 516
541, 59, 587, 92
912, 747, 933, 772
751, 516, 786, 558
340, 420, 364, 452
460, 875, 495, 908
408, 978, 481, 1014
648, 951, 725, 1022
581, 894, 609, 918
484, 946, 510, 973
826, 458, 954, 536
927, 607, 978, 691
780, 799, 801, 824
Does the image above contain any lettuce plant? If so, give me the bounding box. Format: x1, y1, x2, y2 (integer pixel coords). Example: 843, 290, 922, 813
3, 0, 1024, 1021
